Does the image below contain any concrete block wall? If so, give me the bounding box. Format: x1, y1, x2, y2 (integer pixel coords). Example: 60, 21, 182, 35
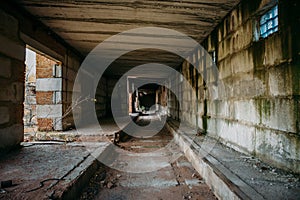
101, 78, 127, 118
111, 78, 128, 117
174, 0, 300, 173
62, 52, 81, 130
95, 77, 107, 118
106, 79, 117, 117
88, 76, 128, 121
176, 51, 209, 131
0, 3, 83, 151
167, 76, 179, 119
155, 85, 168, 115
0, 9, 25, 152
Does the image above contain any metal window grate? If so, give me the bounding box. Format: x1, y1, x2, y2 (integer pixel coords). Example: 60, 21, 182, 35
260, 5, 278, 38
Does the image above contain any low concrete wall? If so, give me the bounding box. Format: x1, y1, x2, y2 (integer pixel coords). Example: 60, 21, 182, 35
166, 121, 265, 200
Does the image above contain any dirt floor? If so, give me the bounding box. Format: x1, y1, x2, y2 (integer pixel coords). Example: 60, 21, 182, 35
80, 117, 217, 200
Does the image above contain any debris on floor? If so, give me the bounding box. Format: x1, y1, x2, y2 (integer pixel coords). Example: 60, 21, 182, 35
80, 118, 216, 200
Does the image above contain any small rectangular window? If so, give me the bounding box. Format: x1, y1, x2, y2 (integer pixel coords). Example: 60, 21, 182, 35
260, 5, 278, 38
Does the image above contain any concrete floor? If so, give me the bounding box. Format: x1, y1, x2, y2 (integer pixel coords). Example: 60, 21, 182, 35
91, 156, 217, 200
80, 118, 216, 200
0, 116, 216, 200
0, 141, 109, 200
1, 116, 299, 199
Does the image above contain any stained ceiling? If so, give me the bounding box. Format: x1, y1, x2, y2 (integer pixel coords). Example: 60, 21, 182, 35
14, 0, 241, 77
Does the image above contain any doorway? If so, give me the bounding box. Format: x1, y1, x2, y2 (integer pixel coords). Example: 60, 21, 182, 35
23, 46, 62, 141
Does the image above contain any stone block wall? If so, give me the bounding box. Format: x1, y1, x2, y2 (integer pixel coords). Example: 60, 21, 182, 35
0, 9, 25, 152
172, 0, 300, 173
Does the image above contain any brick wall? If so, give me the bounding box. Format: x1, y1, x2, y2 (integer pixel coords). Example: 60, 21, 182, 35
36, 54, 56, 78
35, 53, 63, 131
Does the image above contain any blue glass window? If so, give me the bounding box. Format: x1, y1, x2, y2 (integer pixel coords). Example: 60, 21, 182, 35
260, 5, 278, 38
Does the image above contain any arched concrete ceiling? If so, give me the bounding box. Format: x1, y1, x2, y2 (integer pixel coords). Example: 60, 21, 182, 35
14, 0, 241, 78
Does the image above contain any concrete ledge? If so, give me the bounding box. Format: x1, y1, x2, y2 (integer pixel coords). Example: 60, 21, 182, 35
166, 120, 265, 200
167, 119, 300, 200
58, 144, 109, 200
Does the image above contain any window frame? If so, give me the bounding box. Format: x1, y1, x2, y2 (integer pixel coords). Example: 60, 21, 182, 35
253, 3, 279, 42
259, 4, 279, 39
